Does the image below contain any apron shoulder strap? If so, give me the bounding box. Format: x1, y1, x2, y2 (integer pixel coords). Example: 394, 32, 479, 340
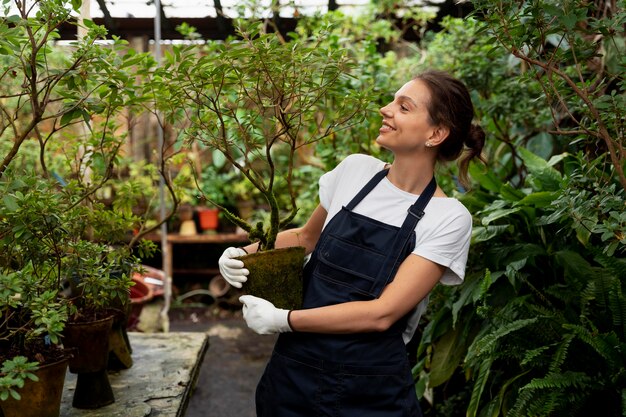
345, 169, 389, 211
406, 176, 437, 225
376, 176, 437, 294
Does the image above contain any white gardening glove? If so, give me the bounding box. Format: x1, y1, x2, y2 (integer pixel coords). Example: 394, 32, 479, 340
218, 247, 249, 288
239, 295, 292, 335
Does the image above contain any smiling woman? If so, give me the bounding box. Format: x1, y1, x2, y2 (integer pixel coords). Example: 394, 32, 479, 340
219, 70, 486, 417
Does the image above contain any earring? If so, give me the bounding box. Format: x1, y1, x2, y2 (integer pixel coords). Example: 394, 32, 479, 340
425, 141, 433, 148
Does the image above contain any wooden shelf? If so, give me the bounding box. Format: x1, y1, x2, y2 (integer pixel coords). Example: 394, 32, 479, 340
140, 232, 250, 281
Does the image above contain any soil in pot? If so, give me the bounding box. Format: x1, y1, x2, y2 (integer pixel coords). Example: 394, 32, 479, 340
239, 246, 305, 310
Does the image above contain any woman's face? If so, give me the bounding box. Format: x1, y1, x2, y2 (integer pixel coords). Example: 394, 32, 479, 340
376, 79, 437, 154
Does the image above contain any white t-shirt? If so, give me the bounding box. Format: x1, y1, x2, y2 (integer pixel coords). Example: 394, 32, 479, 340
318, 154, 472, 343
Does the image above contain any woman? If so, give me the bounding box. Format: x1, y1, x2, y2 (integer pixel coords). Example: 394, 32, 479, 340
219, 70, 486, 417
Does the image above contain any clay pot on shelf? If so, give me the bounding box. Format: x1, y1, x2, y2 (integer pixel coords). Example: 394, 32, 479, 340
197, 207, 220, 232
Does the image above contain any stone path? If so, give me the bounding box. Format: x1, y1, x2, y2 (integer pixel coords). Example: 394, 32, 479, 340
168, 308, 277, 417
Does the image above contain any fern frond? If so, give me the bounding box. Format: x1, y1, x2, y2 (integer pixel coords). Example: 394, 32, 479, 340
466, 318, 538, 362
523, 391, 559, 417
606, 278, 626, 337
592, 248, 626, 280
563, 324, 622, 367
579, 279, 597, 318
507, 387, 536, 417
521, 345, 551, 367
549, 334, 573, 373
521, 371, 592, 391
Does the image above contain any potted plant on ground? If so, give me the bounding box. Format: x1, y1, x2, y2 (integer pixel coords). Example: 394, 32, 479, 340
160, 21, 372, 308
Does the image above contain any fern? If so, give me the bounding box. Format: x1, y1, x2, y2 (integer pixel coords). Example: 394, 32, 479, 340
509, 372, 591, 417
606, 278, 626, 336
592, 248, 626, 279
466, 318, 538, 362
521, 371, 592, 391
563, 324, 622, 367
549, 334, 574, 373
520, 345, 551, 367
507, 387, 536, 417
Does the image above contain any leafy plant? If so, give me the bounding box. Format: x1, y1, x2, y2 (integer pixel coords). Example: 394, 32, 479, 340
162, 21, 371, 251
397, 2, 626, 414
414, 150, 625, 417
0, 357, 39, 401
0, 0, 166, 400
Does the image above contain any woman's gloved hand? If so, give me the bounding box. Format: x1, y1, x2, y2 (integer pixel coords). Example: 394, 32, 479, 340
239, 295, 292, 335
218, 247, 249, 288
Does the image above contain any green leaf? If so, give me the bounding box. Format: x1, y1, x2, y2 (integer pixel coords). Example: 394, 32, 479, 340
60, 108, 81, 126
517, 191, 558, 208
472, 225, 510, 243
429, 325, 466, 387
2, 194, 19, 212
518, 148, 562, 191
466, 357, 493, 417
469, 162, 502, 193
500, 183, 526, 202
481, 208, 522, 226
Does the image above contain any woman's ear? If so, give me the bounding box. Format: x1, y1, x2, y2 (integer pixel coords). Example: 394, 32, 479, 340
428, 125, 450, 146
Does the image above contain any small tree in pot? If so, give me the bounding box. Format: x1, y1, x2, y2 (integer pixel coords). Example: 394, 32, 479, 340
161, 22, 371, 308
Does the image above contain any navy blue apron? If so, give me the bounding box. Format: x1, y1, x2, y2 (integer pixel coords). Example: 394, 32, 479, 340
256, 169, 436, 417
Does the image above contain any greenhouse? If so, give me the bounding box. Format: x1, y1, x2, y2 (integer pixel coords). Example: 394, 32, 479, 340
0, 1, 624, 417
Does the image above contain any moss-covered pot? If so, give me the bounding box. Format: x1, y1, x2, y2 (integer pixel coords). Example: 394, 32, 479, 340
239, 246, 305, 310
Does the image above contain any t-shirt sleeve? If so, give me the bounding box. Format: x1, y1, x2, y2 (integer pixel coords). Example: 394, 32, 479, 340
413, 205, 472, 286
318, 163, 343, 210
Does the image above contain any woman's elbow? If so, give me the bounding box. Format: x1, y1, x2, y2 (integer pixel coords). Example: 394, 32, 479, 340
370, 313, 397, 333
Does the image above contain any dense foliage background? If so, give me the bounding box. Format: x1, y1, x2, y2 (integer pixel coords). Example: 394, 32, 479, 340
0, 0, 623, 415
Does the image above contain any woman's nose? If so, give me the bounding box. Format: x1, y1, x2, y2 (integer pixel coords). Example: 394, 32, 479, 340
379, 104, 391, 117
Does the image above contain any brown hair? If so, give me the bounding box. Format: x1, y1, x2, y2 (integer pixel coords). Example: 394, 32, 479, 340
414, 70, 486, 189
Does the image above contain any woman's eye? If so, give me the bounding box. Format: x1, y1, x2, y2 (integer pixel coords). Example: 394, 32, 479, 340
400, 105, 408, 111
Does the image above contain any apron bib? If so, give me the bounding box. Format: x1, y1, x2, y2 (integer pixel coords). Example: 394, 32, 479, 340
257, 169, 436, 417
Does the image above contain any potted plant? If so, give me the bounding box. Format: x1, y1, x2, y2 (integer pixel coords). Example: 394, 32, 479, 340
0, 1, 174, 414
160, 21, 371, 308
0, 176, 76, 417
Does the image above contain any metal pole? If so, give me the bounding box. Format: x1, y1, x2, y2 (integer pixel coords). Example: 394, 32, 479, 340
154, 0, 170, 333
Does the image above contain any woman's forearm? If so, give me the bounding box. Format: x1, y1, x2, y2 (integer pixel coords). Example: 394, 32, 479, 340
289, 299, 393, 334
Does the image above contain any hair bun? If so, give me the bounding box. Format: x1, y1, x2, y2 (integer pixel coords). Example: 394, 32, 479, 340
466, 124, 486, 156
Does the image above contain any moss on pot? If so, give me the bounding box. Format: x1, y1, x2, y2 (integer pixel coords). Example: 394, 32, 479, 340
239, 246, 305, 310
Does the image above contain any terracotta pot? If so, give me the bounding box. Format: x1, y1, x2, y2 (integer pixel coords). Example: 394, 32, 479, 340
239, 246, 305, 310
127, 277, 154, 330
0, 357, 69, 417
197, 207, 219, 231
